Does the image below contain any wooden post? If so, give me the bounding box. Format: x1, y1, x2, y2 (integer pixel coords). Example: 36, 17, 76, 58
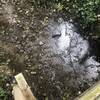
75, 81, 100, 100
12, 73, 36, 100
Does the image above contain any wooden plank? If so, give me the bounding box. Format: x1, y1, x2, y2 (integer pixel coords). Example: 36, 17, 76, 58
15, 73, 36, 100
13, 85, 26, 100
75, 81, 100, 100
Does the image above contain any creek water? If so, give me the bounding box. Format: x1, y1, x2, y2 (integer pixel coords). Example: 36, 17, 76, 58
48, 19, 100, 82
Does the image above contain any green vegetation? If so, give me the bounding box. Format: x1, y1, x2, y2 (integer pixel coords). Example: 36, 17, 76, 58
0, 75, 7, 100
0, 87, 7, 100
31, 0, 100, 31
57, 0, 100, 28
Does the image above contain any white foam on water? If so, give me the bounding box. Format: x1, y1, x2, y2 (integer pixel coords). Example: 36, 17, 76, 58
49, 20, 100, 80
84, 57, 100, 80
57, 23, 70, 51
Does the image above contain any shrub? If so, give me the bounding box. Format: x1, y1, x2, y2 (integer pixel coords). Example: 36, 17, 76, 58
31, 0, 100, 30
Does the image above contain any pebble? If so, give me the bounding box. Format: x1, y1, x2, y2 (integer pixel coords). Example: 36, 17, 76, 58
25, 70, 28, 72
22, 34, 26, 38
17, 20, 21, 23
40, 76, 43, 79
6, 83, 10, 87
30, 71, 37, 74
7, 59, 11, 63
39, 41, 44, 46
12, 80, 16, 84
78, 91, 81, 95
25, 10, 29, 14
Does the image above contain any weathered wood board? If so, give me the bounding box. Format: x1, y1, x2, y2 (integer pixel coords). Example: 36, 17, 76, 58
75, 81, 100, 100
13, 73, 36, 100
13, 85, 26, 100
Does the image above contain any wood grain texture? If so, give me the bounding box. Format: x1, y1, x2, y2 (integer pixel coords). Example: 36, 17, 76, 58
75, 81, 100, 100
13, 73, 36, 100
